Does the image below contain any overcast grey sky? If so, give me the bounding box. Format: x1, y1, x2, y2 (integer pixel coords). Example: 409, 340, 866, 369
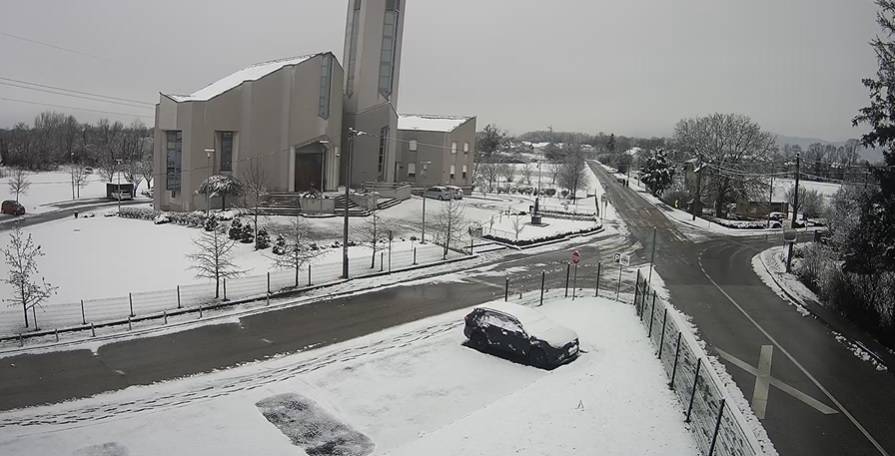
0, 0, 881, 140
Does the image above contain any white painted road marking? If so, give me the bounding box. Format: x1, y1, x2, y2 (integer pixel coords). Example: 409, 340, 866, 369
716, 347, 838, 417
698, 250, 889, 456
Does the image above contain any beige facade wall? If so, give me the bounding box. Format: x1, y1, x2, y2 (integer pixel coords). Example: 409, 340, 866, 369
153, 53, 343, 212
396, 117, 477, 189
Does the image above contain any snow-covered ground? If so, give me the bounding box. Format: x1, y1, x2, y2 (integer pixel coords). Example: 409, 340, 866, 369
0, 212, 458, 335
0, 295, 698, 455
0, 169, 148, 217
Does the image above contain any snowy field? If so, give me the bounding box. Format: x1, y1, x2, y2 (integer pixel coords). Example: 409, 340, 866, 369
0, 296, 697, 455
0, 212, 457, 335
0, 169, 148, 217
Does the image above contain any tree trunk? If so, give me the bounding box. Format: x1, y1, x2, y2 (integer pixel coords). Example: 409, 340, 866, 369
253, 202, 259, 249
215, 276, 220, 298
295, 265, 299, 287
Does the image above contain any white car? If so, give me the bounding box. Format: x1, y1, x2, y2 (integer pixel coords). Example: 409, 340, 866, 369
424, 186, 452, 200
446, 185, 464, 200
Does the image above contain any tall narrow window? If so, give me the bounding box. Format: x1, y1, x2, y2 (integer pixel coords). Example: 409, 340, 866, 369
462, 164, 468, 179
378, 126, 389, 178
450, 164, 456, 179
407, 163, 416, 177
220, 131, 234, 172
319, 54, 333, 119
345, 1, 361, 96
165, 131, 182, 192
409, 139, 417, 151
379, 0, 400, 97
451, 142, 457, 154
464, 142, 469, 153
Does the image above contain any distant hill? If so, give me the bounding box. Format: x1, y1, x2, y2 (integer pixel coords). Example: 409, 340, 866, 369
774, 134, 884, 164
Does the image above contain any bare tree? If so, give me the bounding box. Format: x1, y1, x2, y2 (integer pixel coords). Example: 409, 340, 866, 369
477, 162, 500, 193
511, 214, 525, 241
139, 152, 154, 192
521, 163, 534, 186
498, 163, 516, 186
8, 168, 31, 203
434, 198, 466, 259
354, 212, 395, 268
70, 163, 89, 198
243, 159, 269, 244
2, 228, 57, 329
549, 164, 561, 186
271, 215, 318, 287
187, 226, 243, 298
557, 144, 587, 199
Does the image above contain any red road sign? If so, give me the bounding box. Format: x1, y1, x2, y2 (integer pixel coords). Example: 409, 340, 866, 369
571, 250, 581, 264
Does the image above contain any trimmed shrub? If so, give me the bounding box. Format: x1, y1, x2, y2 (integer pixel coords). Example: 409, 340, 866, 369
229, 218, 244, 240
272, 235, 287, 255
240, 222, 255, 244
255, 227, 271, 250
203, 215, 218, 232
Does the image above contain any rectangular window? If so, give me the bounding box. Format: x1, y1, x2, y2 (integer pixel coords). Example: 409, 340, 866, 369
319, 54, 333, 119
378, 126, 389, 178
345, 1, 361, 96
422, 162, 429, 175
409, 139, 417, 151
219, 131, 234, 172
450, 164, 456, 179
462, 164, 468, 179
451, 142, 457, 154
378, 1, 400, 97
165, 131, 182, 192
464, 142, 469, 153
407, 162, 416, 177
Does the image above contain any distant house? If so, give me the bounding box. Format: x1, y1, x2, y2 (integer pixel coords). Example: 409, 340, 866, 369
396, 114, 476, 189
733, 200, 789, 219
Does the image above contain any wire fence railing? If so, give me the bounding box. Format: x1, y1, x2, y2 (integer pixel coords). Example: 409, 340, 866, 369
1, 242, 459, 341
495, 263, 770, 456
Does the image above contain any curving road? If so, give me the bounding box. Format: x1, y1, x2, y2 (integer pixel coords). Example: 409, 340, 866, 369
591, 162, 895, 456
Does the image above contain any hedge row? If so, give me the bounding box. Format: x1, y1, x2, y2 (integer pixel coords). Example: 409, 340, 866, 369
483, 225, 601, 247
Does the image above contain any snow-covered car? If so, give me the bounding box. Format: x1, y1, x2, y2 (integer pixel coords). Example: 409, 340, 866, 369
1, 200, 25, 216
424, 186, 451, 201
464, 303, 579, 369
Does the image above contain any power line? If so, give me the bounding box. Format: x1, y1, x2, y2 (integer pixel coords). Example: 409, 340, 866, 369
0, 76, 154, 106
0, 80, 154, 110
0, 31, 124, 63
0, 96, 153, 121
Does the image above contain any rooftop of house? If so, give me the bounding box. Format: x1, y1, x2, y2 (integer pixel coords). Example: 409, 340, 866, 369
165, 53, 324, 102
398, 114, 474, 133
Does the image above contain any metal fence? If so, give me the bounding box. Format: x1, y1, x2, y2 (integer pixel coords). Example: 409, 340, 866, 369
1, 242, 459, 341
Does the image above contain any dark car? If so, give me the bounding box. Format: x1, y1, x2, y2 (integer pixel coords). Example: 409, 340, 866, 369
1, 200, 25, 216
464, 303, 579, 369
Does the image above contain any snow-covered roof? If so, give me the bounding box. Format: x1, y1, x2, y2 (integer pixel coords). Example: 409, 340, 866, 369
398, 114, 473, 133
167, 54, 320, 102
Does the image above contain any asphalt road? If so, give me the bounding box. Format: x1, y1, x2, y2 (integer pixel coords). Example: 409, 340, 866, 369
0, 199, 148, 232
591, 162, 895, 456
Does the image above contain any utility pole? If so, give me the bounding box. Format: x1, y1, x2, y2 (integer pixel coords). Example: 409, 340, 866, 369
692, 164, 703, 221
204, 148, 215, 215
767, 165, 775, 229
342, 128, 366, 279
444, 197, 453, 260
791, 152, 800, 227
115, 158, 122, 214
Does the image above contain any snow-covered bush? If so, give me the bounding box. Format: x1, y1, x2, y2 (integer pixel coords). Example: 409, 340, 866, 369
240, 222, 255, 244
228, 218, 244, 240
153, 214, 170, 225
272, 234, 287, 255
118, 207, 159, 220
255, 227, 271, 250
203, 215, 219, 232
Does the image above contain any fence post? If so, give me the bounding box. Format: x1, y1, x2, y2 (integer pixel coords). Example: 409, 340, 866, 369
128, 316, 132, 331
380, 252, 385, 272
470, 237, 474, 255
55, 329, 59, 342
163, 310, 168, 325
657, 308, 668, 359
564, 263, 571, 297
91, 322, 95, 337
413, 247, 417, 265
539, 271, 545, 306
572, 264, 578, 299
595, 263, 602, 297
615, 262, 622, 301
685, 358, 703, 423
199, 303, 203, 319
81, 299, 86, 325
708, 399, 726, 456
634, 270, 641, 310
267, 272, 271, 294
223, 279, 228, 301
177, 286, 181, 309
308, 264, 312, 286
266, 292, 271, 306
669, 332, 682, 389
129, 293, 134, 317
648, 292, 657, 337
504, 277, 509, 301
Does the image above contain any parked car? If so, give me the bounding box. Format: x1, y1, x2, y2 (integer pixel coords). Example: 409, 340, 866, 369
1, 200, 25, 216
424, 186, 452, 201
769, 212, 785, 221
446, 185, 464, 200
464, 303, 579, 369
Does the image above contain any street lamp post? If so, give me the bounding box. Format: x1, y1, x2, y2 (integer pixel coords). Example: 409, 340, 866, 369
420, 160, 432, 244
342, 128, 366, 279
204, 148, 215, 215
115, 158, 122, 213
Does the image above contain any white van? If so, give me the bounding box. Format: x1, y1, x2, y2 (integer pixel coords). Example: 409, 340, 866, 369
424, 186, 452, 200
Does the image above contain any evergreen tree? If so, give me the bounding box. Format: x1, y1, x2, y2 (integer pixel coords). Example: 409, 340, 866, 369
640, 149, 675, 196
255, 227, 271, 250
852, 0, 895, 272
228, 218, 244, 240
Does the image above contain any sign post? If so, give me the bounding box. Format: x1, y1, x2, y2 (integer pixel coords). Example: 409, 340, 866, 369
571, 250, 581, 299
